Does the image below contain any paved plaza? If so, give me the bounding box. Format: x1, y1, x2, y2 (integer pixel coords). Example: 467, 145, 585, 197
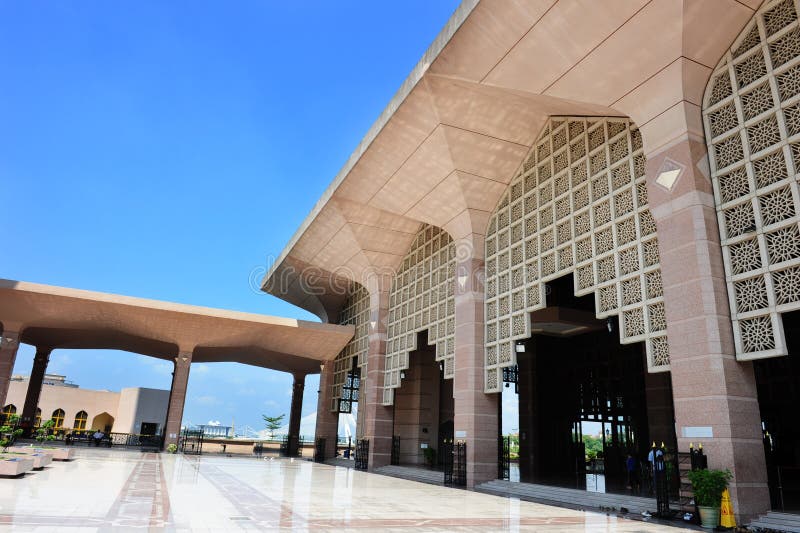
0, 449, 693, 531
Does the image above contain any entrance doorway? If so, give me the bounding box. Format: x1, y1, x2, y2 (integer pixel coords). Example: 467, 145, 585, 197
516, 275, 676, 495
755, 310, 800, 513
392, 332, 454, 469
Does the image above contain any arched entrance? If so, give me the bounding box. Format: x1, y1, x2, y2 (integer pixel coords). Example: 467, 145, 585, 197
391, 331, 454, 469
92, 412, 114, 433
484, 116, 677, 495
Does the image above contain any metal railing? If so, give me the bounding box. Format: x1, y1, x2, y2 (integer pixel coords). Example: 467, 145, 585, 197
354, 439, 369, 471
498, 436, 510, 480
64, 431, 163, 449
443, 440, 467, 487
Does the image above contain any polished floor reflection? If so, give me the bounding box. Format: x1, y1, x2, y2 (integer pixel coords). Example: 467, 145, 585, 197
0, 449, 692, 531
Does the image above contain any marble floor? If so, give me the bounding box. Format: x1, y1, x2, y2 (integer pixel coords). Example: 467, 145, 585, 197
0, 449, 693, 531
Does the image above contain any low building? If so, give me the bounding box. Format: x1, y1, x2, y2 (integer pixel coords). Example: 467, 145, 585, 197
2, 374, 168, 435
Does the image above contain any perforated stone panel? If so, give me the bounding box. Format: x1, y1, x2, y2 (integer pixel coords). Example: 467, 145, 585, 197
382, 225, 455, 405
703, 0, 800, 360
330, 284, 370, 412
484, 117, 670, 393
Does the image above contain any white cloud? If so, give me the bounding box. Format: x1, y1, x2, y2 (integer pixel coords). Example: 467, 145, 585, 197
193, 364, 209, 375
47, 353, 73, 374
193, 395, 220, 406
139, 357, 172, 376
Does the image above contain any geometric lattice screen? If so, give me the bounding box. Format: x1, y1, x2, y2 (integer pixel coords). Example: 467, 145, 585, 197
703, 0, 800, 360
382, 224, 455, 405
484, 117, 670, 393
330, 283, 369, 412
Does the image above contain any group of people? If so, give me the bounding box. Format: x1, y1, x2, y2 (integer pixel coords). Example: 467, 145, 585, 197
624, 447, 665, 494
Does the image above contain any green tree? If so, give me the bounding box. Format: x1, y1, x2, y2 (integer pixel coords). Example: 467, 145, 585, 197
0, 414, 22, 449
583, 434, 604, 460
262, 414, 285, 439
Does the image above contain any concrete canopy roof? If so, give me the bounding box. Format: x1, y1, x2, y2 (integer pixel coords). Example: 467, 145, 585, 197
0, 279, 354, 375
262, 0, 760, 321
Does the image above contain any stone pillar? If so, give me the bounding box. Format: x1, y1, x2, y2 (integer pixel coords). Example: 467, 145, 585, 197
288, 373, 305, 453
453, 250, 499, 487
20, 347, 51, 436
362, 289, 393, 469
0, 330, 20, 408
163, 351, 192, 449
314, 362, 338, 459
646, 135, 770, 520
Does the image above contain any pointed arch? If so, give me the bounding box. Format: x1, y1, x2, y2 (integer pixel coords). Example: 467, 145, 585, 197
703, 0, 800, 360
484, 117, 670, 392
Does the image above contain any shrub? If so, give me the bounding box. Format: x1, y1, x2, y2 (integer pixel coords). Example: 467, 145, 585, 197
687, 468, 732, 507
166, 443, 178, 454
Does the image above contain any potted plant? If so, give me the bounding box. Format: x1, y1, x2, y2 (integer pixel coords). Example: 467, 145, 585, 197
686, 468, 732, 528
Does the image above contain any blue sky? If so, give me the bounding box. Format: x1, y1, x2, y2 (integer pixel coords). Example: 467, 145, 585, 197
0, 1, 463, 435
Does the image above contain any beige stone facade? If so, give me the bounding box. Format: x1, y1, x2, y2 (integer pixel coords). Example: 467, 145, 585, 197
262, 0, 800, 522
5, 375, 168, 434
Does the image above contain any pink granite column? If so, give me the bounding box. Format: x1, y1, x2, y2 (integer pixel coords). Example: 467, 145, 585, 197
163, 350, 192, 449
314, 362, 338, 459
20, 347, 51, 435
0, 330, 20, 408
646, 136, 769, 520
453, 253, 498, 487
362, 289, 393, 469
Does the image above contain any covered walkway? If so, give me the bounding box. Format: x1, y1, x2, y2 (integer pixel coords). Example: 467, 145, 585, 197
0, 278, 354, 447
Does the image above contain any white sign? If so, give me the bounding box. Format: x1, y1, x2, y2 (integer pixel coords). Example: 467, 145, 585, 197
681, 426, 713, 438
455, 430, 467, 439
420, 443, 428, 449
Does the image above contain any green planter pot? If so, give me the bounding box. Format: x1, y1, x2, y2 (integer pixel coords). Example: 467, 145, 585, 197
697, 505, 720, 529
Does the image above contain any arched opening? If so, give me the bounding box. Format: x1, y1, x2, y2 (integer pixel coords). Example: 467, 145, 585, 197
51, 408, 65, 429
34, 408, 41, 428
73, 410, 88, 431
515, 274, 674, 494
485, 116, 676, 496
1, 404, 16, 425
391, 331, 454, 469
702, 0, 800, 514
91, 412, 114, 433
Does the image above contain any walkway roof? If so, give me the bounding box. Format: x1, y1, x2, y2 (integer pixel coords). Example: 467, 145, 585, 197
0, 279, 354, 375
